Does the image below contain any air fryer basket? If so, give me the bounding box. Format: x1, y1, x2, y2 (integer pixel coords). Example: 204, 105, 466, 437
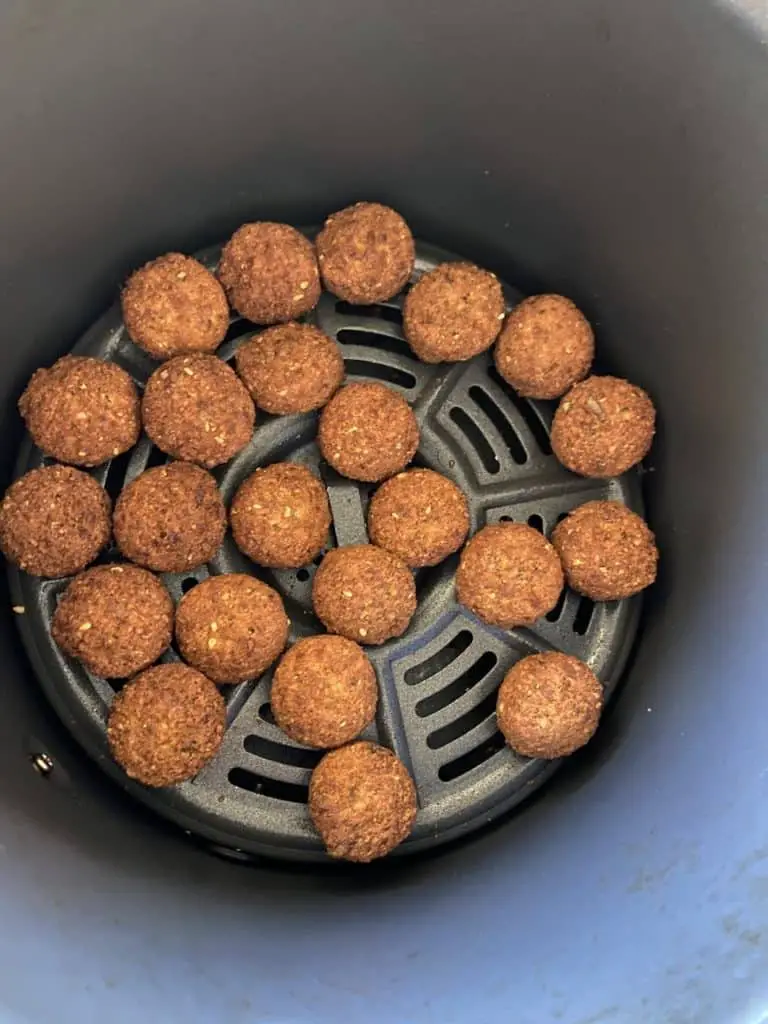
1, 1, 768, 1022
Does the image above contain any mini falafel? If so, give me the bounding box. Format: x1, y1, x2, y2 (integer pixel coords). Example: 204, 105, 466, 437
496, 652, 603, 759
113, 462, 226, 573
552, 500, 658, 601
142, 354, 255, 467
0, 465, 111, 578
551, 376, 656, 478
456, 522, 564, 628
318, 381, 419, 482
107, 662, 226, 787
309, 741, 417, 861
175, 573, 288, 684
403, 262, 505, 363
19, 355, 140, 467
235, 322, 344, 415
494, 294, 594, 400
312, 544, 416, 645
271, 635, 378, 748
217, 222, 321, 324
368, 469, 470, 567
121, 252, 230, 359
230, 463, 330, 569
52, 564, 173, 678
316, 202, 415, 304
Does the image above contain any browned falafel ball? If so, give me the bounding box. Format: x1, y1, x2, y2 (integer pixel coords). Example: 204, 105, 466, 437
175, 573, 288, 685
316, 202, 415, 304
551, 500, 658, 601
497, 652, 603, 759
52, 564, 173, 678
114, 462, 225, 573
309, 741, 417, 861
107, 663, 226, 787
551, 376, 656, 478
217, 222, 321, 324
121, 253, 230, 359
0, 465, 111, 578
142, 354, 255, 468
271, 635, 378, 748
318, 382, 419, 482
19, 355, 140, 467
368, 469, 470, 568
235, 323, 344, 415
230, 463, 330, 570
403, 262, 505, 363
494, 294, 594, 400
456, 522, 564, 628
313, 544, 416, 645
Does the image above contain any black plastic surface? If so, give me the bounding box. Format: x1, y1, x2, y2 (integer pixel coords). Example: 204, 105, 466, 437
10, 239, 643, 861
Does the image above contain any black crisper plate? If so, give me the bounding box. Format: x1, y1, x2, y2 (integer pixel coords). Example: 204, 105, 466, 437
9, 238, 643, 862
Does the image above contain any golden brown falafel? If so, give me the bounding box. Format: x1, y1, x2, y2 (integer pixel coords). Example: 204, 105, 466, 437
175, 573, 288, 685
19, 355, 140, 467
113, 462, 226, 573
456, 522, 564, 628
271, 635, 378, 748
52, 564, 173, 678
0, 465, 111, 577
312, 544, 416, 645
217, 222, 321, 324
496, 652, 603, 759
121, 253, 230, 359
309, 741, 417, 861
107, 663, 226, 787
318, 381, 419, 482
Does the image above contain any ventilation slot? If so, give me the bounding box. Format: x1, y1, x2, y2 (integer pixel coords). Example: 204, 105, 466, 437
228, 767, 307, 803
546, 588, 568, 623
404, 630, 473, 686
527, 514, 544, 532
181, 577, 199, 594
487, 366, 552, 454
145, 445, 169, 470
344, 358, 416, 391
469, 386, 527, 464
259, 702, 276, 725
337, 328, 411, 361
104, 449, 135, 503
243, 735, 322, 770
416, 652, 497, 718
336, 301, 403, 326
448, 407, 499, 474
573, 596, 596, 635
438, 731, 507, 782
428, 691, 499, 750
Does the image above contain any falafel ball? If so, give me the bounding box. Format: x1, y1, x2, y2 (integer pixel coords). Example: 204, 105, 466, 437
456, 522, 564, 628
230, 463, 330, 569
309, 741, 417, 861
271, 635, 378, 748
368, 469, 470, 568
19, 355, 140, 467
235, 322, 344, 415
496, 652, 603, 759
494, 294, 594, 400
551, 376, 656, 478
551, 500, 658, 601
0, 465, 111, 577
114, 462, 226, 573
52, 564, 173, 678
142, 354, 255, 468
315, 202, 415, 304
217, 222, 321, 324
121, 253, 230, 359
175, 573, 288, 684
107, 663, 226, 787
313, 544, 416, 645
318, 381, 419, 482
403, 262, 505, 363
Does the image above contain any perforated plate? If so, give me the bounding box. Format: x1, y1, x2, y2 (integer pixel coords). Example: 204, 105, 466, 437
9, 237, 643, 862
